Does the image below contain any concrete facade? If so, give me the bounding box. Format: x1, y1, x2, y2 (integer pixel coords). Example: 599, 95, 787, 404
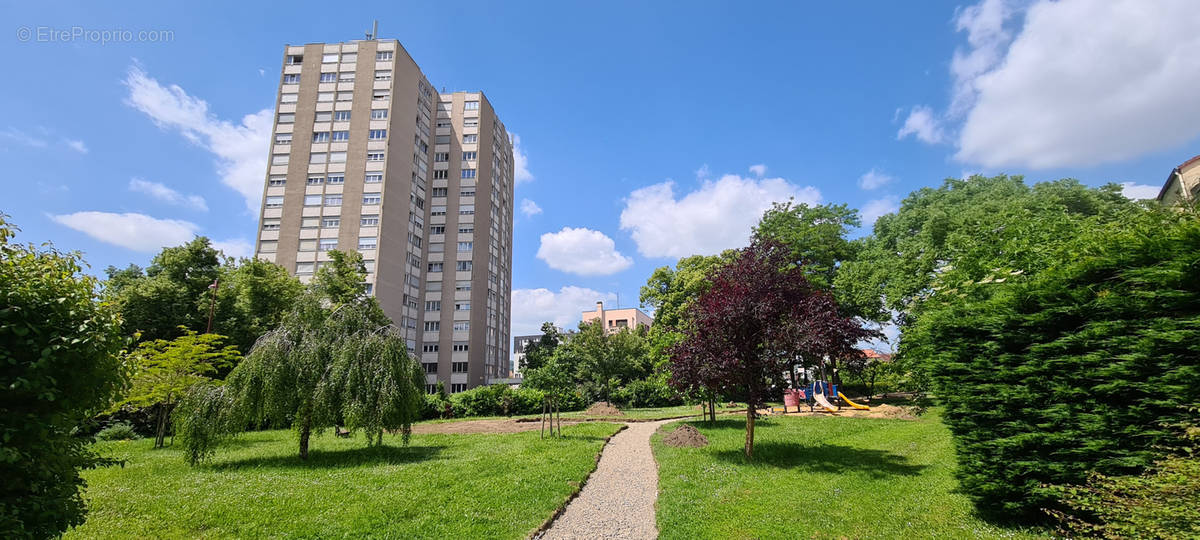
254, 38, 513, 394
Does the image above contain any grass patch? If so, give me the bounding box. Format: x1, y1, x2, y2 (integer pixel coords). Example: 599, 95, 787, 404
652, 411, 1048, 539
68, 422, 621, 539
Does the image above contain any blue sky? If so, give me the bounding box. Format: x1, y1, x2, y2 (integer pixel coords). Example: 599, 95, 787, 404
5, 0, 1199, 347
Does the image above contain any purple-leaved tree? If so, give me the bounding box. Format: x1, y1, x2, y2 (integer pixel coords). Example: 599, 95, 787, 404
668, 240, 877, 458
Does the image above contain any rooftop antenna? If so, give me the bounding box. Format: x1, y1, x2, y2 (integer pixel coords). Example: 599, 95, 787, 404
365, 20, 378, 40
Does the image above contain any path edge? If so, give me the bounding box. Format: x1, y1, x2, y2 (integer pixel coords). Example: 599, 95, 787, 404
527, 423, 629, 539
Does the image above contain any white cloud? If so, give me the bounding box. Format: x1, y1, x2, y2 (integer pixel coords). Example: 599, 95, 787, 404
904, 0, 1200, 169
695, 164, 711, 179
50, 211, 198, 252
128, 178, 208, 211
0, 127, 48, 148
124, 64, 272, 212
509, 132, 534, 185
861, 196, 900, 226
948, 0, 1018, 117
858, 169, 894, 190
620, 173, 821, 258
212, 238, 253, 258
63, 139, 88, 154
511, 286, 617, 337
749, 164, 767, 177
1119, 182, 1160, 200
896, 106, 945, 144
519, 198, 542, 217
537, 227, 633, 276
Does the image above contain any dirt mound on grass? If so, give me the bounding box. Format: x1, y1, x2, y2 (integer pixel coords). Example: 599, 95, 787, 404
868, 404, 917, 420
585, 402, 624, 417
662, 424, 709, 448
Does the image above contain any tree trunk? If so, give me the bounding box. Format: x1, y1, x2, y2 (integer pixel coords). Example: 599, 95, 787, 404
154, 403, 168, 449
708, 396, 716, 425
298, 415, 312, 460
744, 405, 756, 459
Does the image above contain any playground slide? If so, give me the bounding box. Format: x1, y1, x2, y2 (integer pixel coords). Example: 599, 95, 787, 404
812, 391, 838, 413
837, 392, 870, 410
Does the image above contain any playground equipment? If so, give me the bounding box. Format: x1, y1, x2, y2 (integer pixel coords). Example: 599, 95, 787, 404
786, 381, 871, 413
837, 391, 870, 410
810, 382, 839, 413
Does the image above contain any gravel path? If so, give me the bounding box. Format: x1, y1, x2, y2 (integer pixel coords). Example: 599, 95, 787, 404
541, 419, 673, 540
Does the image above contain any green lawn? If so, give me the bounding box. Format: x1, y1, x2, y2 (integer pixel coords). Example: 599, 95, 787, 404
68, 422, 621, 539
652, 411, 1048, 539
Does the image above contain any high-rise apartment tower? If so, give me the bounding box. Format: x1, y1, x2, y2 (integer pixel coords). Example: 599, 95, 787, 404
254, 38, 514, 393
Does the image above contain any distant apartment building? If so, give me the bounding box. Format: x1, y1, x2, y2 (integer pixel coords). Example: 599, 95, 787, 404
511, 334, 542, 377
254, 37, 514, 394
581, 302, 652, 334
1157, 154, 1200, 205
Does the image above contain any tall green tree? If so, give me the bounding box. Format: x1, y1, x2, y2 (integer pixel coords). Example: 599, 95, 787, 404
0, 215, 130, 538
105, 238, 303, 355
571, 321, 652, 403
311, 250, 370, 306
520, 322, 564, 372
210, 257, 304, 355
836, 176, 1136, 324
116, 330, 241, 448
752, 201, 861, 292
104, 237, 224, 343
640, 252, 737, 384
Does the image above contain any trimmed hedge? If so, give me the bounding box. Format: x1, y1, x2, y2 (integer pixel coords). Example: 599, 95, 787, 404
911, 212, 1200, 520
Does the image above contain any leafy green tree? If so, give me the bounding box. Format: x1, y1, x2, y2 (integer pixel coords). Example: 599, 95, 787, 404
910, 208, 1200, 520
752, 201, 861, 292
115, 330, 241, 448
210, 257, 304, 355
572, 321, 652, 403
311, 250, 369, 306
836, 176, 1136, 325
640, 252, 737, 393
521, 322, 564, 372
105, 238, 225, 343
105, 239, 303, 355
0, 215, 130, 538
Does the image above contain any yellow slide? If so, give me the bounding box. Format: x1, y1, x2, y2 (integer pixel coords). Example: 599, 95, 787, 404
838, 392, 870, 410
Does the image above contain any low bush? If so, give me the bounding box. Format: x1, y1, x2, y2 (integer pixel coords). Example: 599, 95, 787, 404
449, 385, 548, 417
1050, 425, 1200, 538
420, 393, 452, 420
94, 423, 139, 441
611, 378, 682, 408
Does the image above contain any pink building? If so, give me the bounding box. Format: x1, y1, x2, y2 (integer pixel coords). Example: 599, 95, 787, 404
581, 302, 652, 334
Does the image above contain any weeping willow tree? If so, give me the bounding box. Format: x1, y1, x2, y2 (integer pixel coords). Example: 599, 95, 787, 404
174, 292, 425, 464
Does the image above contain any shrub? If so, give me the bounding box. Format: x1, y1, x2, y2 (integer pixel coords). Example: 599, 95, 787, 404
449, 385, 547, 417
420, 393, 451, 420
1050, 425, 1200, 539
911, 211, 1200, 520
94, 423, 139, 441
612, 378, 682, 408
0, 216, 130, 538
